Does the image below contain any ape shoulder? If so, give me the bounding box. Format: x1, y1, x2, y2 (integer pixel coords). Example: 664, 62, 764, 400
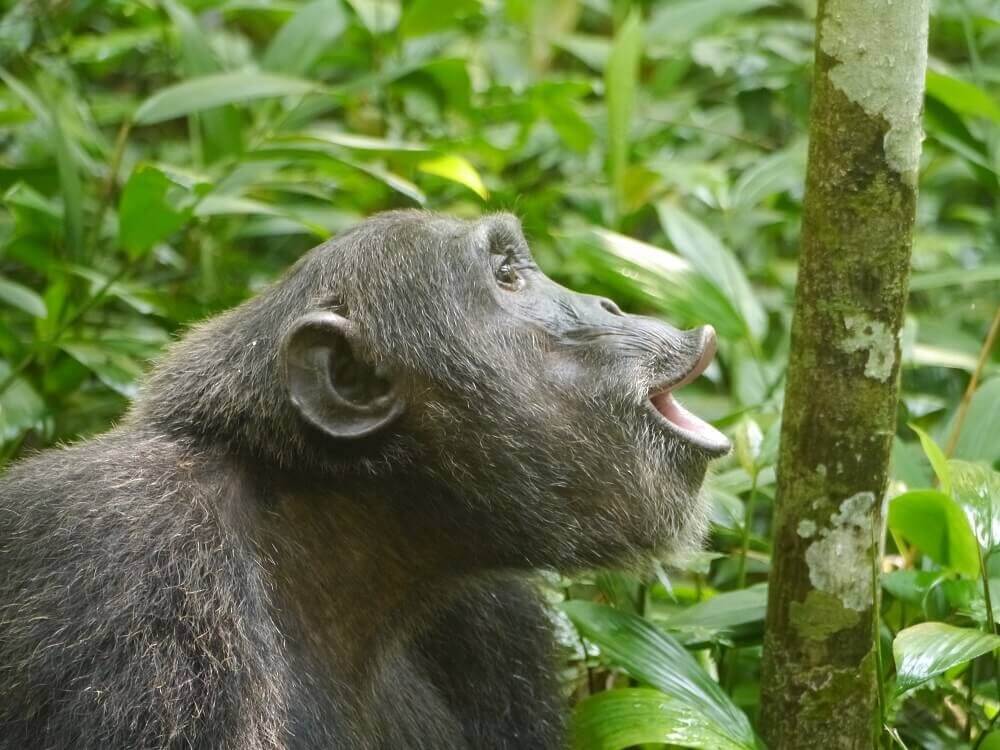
0, 432, 290, 750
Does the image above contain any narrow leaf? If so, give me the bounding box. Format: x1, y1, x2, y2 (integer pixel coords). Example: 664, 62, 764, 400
134, 72, 318, 125
418, 154, 487, 199
0, 276, 47, 318
263, 0, 348, 75
909, 423, 952, 496
605, 8, 643, 222
656, 203, 767, 340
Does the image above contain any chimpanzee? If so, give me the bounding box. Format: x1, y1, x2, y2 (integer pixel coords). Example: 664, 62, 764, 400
0, 211, 729, 749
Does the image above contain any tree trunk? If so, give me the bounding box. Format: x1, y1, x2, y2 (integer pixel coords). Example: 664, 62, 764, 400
759, 1, 929, 748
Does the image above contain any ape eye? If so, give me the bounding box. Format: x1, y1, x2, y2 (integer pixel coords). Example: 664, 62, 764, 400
495, 256, 524, 291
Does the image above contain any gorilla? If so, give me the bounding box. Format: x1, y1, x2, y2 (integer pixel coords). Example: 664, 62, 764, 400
0, 211, 729, 749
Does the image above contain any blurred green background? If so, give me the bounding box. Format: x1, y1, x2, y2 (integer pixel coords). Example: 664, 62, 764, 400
0, 0, 997, 747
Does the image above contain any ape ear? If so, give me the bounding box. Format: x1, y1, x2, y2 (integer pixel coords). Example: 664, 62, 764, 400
281, 311, 405, 439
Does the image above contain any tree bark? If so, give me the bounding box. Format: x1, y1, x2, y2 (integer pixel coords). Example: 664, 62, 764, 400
759, 1, 929, 748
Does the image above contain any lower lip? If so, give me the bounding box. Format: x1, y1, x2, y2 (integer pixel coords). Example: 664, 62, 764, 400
646, 392, 731, 456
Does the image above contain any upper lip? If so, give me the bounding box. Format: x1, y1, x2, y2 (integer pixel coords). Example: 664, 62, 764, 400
647, 326, 718, 399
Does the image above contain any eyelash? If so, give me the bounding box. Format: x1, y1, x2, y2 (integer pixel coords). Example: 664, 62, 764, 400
494, 253, 524, 290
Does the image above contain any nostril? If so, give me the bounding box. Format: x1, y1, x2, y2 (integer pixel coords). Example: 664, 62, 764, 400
599, 298, 624, 316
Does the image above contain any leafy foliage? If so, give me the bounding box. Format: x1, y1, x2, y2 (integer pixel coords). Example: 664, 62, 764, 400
0, 0, 998, 747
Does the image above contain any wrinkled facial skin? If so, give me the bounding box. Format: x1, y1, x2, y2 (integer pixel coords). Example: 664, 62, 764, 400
346, 213, 729, 571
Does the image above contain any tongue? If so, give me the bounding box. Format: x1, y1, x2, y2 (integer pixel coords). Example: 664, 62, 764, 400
651, 392, 730, 451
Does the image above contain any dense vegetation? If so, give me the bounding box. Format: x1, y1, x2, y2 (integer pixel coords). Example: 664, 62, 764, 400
0, 0, 997, 747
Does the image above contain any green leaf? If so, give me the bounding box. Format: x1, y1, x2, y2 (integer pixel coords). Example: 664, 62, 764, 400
950, 460, 1000, 552
949, 377, 1000, 465
605, 8, 643, 222
263, 0, 348, 75
400, 0, 479, 37
926, 70, 1000, 124
0, 276, 47, 318
134, 72, 318, 125
418, 154, 487, 199
563, 601, 758, 750
646, 0, 774, 53
0, 68, 83, 257
345, 0, 400, 33
0, 360, 47, 444
888, 489, 980, 577
60, 342, 144, 398
656, 203, 767, 340
572, 688, 753, 750
162, 0, 243, 160
118, 165, 195, 257
909, 423, 951, 496
664, 584, 768, 634
893, 622, 1000, 696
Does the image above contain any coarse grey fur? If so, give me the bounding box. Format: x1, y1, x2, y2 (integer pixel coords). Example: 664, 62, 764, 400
0, 211, 720, 749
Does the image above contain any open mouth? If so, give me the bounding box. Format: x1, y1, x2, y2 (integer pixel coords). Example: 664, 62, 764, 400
645, 326, 731, 456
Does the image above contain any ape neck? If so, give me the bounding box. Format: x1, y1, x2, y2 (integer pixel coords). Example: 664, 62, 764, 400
252, 472, 477, 693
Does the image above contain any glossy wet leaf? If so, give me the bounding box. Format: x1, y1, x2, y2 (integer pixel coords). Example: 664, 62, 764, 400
893, 622, 1000, 696
572, 688, 755, 750
950, 460, 1000, 551
563, 601, 758, 750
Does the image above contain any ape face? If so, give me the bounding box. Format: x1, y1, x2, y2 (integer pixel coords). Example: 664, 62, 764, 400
281, 212, 730, 570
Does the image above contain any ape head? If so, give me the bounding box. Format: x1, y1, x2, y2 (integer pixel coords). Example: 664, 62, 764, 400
140, 211, 730, 571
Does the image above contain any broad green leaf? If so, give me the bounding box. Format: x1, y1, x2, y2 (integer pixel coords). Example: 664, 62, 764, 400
950, 460, 1000, 551
134, 72, 318, 125
882, 569, 945, 606
0, 276, 46, 317
563, 601, 757, 749
400, 0, 479, 37
345, 0, 400, 33
888, 489, 980, 577
926, 70, 1000, 124
572, 688, 753, 750
949, 377, 1000, 465
0, 361, 47, 444
893, 622, 1000, 696
605, 8, 642, 222
263, 0, 348, 75
656, 203, 767, 340
664, 584, 768, 634
909, 423, 951, 496
418, 155, 487, 199
118, 165, 195, 258
981, 732, 1000, 750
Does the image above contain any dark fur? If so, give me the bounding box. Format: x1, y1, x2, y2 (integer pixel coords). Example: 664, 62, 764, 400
0, 211, 714, 749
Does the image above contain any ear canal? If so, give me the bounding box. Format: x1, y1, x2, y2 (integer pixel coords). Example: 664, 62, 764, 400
281, 311, 405, 440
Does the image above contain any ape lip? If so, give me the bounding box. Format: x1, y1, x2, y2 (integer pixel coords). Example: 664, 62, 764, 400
645, 326, 731, 456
